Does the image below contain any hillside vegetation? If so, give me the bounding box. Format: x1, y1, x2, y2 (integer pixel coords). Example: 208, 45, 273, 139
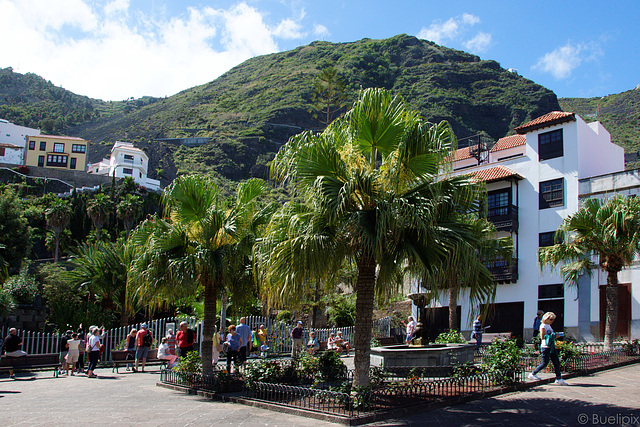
1, 35, 570, 187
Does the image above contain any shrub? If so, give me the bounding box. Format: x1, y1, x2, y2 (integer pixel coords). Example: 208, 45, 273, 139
3, 269, 38, 305
481, 338, 522, 385
244, 359, 285, 387
555, 340, 580, 371
175, 350, 202, 374
435, 330, 466, 344
275, 310, 292, 322
317, 350, 347, 383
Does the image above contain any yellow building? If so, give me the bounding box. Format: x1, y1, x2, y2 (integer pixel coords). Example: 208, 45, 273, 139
24, 134, 88, 171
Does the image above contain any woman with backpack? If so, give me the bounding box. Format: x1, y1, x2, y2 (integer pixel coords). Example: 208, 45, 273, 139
528, 312, 568, 385
134, 323, 153, 373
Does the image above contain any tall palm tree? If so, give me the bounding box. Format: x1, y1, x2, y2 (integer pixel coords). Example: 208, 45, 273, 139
130, 176, 274, 376
87, 193, 112, 241
117, 194, 143, 239
258, 88, 482, 387
539, 194, 640, 350
46, 197, 72, 262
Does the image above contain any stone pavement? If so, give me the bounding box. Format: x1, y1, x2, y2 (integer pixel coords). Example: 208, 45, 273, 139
1, 363, 639, 426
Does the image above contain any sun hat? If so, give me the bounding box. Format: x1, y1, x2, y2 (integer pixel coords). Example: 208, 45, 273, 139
297, 321, 303, 325
141, 322, 148, 329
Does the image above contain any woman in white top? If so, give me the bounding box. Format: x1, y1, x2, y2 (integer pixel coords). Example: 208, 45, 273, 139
528, 312, 568, 385
65, 334, 81, 376
157, 337, 178, 368
86, 328, 102, 378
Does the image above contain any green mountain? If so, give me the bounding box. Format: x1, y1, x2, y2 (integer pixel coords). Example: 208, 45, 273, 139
559, 88, 640, 169
1, 35, 574, 187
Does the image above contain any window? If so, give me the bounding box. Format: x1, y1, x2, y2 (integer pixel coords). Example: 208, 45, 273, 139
0, 147, 5, 156
538, 284, 564, 299
540, 178, 564, 209
123, 168, 133, 175
28, 140, 35, 150
70, 157, 77, 170
71, 144, 86, 153
53, 143, 65, 153
538, 129, 563, 161
124, 154, 134, 161
38, 155, 44, 167
539, 231, 563, 247
487, 189, 510, 217
39, 141, 47, 151
46, 154, 68, 167
139, 172, 142, 178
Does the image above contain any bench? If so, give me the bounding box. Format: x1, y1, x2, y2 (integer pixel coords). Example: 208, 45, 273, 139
111, 349, 168, 373
0, 353, 61, 377
468, 332, 512, 344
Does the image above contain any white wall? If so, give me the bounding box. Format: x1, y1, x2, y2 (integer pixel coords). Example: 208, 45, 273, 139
0, 147, 23, 165
0, 120, 40, 148
577, 118, 624, 179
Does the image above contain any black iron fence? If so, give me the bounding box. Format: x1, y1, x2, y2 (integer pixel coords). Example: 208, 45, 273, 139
159, 368, 243, 393
246, 382, 355, 416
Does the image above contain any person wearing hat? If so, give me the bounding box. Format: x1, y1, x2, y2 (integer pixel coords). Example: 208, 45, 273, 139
290, 321, 304, 358
134, 323, 153, 373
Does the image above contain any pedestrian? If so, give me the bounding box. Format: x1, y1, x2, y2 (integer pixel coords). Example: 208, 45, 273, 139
528, 312, 568, 385
257, 324, 268, 357
134, 323, 153, 373
307, 331, 320, 355
235, 317, 252, 365
224, 325, 242, 374
403, 316, 416, 344
176, 321, 196, 357
86, 327, 102, 379
290, 321, 304, 358
533, 310, 543, 347
76, 327, 85, 373
58, 330, 72, 375
166, 329, 177, 356
157, 337, 178, 368
3, 328, 27, 379
212, 325, 223, 367
472, 315, 483, 348
65, 333, 80, 376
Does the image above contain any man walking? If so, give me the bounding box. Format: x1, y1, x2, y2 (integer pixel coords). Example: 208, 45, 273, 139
235, 317, 252, 365
290, 321, 304, 358
134, 323, 153, 373
3, 328, 27, 379
533, 310, 544, 348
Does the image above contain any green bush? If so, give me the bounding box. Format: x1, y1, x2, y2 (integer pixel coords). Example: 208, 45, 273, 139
3, 269, 38, 305
481, 338, 522, 385
317, 350, 347, 383
275, 310, 292, 322
175, 351, 202, 374
324, 293, 356, 327
244, 359, 284, 387
556, 341, 580, 371
435, 330, 466, 344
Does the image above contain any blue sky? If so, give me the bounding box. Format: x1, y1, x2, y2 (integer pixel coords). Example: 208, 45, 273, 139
0, 0, 637, 101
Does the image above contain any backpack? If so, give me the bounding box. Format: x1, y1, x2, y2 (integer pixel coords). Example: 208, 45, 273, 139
142, 331, 153, 347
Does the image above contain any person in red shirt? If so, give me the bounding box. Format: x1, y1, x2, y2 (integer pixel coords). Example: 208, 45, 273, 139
134, 323, 153, 373
176, 321, 195, 357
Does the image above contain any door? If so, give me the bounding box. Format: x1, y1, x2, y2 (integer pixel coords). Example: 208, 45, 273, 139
481, 301, 524, 338
599, 283, 631, 339
420, 306, 461, 343
538, 299, 565, 334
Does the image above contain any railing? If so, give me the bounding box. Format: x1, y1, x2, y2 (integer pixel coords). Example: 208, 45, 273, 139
485, 258, 518, 283
487, 204, 518, 232
0, 327, 60, 354
247, 382, 355, 416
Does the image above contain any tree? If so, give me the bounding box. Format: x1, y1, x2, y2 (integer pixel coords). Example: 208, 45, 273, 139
86, 193, 112, 241
538, 195, 640, 350
117, 194, 143, 239
309, 67, 349, 127
0, 189, 32, 272
258, 88, 482, 387
45, 197, 71, 262
130, 176, 274, 376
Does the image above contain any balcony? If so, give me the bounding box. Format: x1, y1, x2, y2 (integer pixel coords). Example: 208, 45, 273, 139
485, 258, 518, 284
487, 204, 518, 232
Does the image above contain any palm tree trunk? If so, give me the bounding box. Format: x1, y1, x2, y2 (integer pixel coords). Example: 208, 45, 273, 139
311, 281, 319, 329
604, 270, 619, 351
220, 289, 228, 331
353, 251, 376, 388
54, 229, 60, 262
448, 288, 458, 331
201, 278, 216, 377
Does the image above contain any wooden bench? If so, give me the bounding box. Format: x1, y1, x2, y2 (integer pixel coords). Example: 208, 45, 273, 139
111, 349, 168, 373
0, 353, 61, 377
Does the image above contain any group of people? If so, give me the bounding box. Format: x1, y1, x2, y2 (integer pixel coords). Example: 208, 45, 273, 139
216, 318, 268, 373
303, 326, 351, 357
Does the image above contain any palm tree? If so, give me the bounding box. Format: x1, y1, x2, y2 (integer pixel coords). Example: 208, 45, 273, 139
46, 198, 72, 262
258, 88, 483, 387
130, 176, 274, 376
117, 194, 143, 239
86, 193, 112, 241
538, 194, 640, 350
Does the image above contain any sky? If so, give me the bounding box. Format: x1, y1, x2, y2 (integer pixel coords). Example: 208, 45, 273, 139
1, 0, 638, 102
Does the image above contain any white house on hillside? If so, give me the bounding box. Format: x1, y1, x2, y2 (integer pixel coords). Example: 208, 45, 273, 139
0, 118, 40, 165
87, 141, 161, 191
417, 111, 626, 342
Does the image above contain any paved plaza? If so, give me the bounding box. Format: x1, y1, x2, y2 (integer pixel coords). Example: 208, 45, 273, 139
1, 363, 639, 426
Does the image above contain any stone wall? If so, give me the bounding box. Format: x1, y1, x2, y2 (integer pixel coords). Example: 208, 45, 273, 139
1, 305, 49, 331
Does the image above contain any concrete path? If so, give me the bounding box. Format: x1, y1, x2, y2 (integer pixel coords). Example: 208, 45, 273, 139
1, 363, 639, 426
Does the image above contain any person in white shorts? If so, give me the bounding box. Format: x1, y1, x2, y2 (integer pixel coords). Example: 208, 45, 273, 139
65, 333, 81, 376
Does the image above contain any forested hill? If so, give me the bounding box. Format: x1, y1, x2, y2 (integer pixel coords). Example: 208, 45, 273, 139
1, 35, 566, 186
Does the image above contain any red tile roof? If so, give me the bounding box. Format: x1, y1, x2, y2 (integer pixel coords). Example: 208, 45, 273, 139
0, 143, 22, 149
468, 165, 523, 183
515, 111, 575, 134
453, 146, 473, 162
29, 134, 87, 141
490, 134, 526, 152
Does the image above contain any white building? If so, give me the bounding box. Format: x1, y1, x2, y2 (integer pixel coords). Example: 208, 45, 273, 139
418, 111, 626, 342
578, 170, 640, 340
87, 141, 161, 191
0, 118, 40, 164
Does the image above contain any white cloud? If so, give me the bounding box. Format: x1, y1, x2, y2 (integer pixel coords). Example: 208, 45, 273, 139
417, 13, 490, 53
464, 32, 492, 53
534, 41, 603, 79
313, 24, 330, 38
0, 0, 303, 100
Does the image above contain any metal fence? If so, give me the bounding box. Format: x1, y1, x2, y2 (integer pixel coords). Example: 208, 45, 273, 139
0, 326, 60, 354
